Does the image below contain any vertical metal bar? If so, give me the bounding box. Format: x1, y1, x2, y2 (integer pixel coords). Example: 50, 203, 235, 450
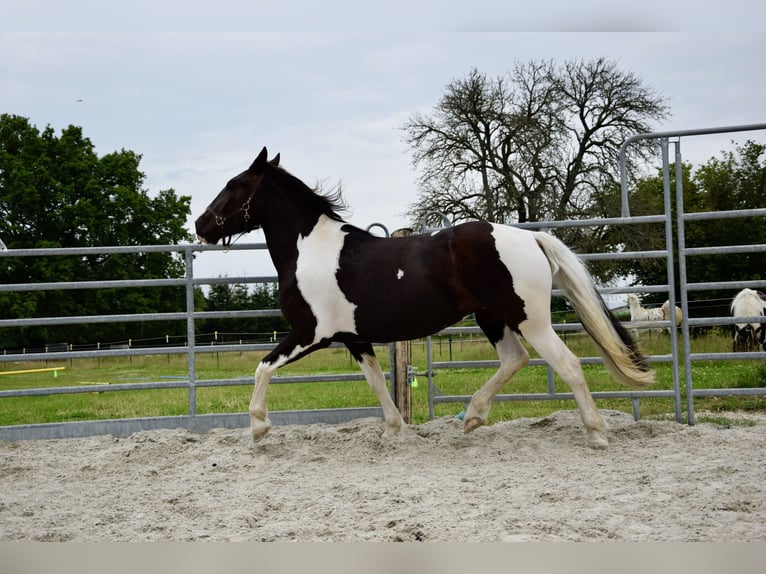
426, 335, 435, 420
387, 343, 396, 403
619, 143, 631, 217
546, 364, 555, 395
673, 143, 695, 425
184, 247, 197, 416
663, 141, 683, 422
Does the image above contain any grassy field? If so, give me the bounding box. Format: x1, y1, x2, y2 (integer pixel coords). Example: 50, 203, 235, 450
1, 329, 765, 427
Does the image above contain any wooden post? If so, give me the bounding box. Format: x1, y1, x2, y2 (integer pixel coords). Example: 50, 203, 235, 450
391, 228, 413, 423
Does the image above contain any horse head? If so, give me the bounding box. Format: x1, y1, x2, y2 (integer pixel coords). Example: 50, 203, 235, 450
195, 147, 280, 245
734, 324, 756, 352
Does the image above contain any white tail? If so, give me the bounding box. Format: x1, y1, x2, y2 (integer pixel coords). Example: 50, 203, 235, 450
533, 232, 654, 389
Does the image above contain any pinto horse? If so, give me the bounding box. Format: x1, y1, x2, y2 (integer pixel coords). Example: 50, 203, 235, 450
195, 148, 654, 449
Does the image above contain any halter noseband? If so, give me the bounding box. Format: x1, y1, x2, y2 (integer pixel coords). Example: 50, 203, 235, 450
207, 191, 255, 248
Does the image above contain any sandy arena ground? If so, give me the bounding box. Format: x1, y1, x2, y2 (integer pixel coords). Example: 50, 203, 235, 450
1, 409, 765, 542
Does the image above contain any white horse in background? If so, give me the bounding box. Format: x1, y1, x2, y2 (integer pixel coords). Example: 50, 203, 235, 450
661, 300, 682, 330
730, 288, 766, 352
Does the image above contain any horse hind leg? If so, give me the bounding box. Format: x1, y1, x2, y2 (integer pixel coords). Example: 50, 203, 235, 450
464, 323, 529, 433
520, 320, 609, 449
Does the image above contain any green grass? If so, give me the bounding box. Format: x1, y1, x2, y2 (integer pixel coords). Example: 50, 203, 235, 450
1, 330, 765, 427
694, 414, 758, 429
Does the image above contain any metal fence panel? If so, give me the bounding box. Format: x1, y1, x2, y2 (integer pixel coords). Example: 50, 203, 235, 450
0, 242, 391, 440
425, 123, 766, 424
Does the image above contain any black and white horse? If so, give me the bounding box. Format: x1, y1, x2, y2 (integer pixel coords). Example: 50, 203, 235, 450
195, 148, 654, 449
731, 288, 766, 352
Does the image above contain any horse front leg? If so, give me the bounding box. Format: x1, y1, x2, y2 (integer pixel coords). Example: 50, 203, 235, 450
249, 333, 321, 442
347, 342, 409, 439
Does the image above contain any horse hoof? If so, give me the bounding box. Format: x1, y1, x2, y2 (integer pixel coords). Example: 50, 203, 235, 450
382, 424, 412, 440
463, 416, 485, 433
586, 430, 609, 450
251, 421, 272, 442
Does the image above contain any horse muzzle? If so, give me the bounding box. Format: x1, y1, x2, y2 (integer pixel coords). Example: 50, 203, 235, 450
194, 212, 222, 245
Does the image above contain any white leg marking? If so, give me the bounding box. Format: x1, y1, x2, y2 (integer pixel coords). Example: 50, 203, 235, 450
249, 347, 303, 442
464, 327, 529, 433
357, 353, 409, 438
249, 361, 277, 442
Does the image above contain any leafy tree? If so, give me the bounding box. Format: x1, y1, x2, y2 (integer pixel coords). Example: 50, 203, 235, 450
0, 114, 193, 349
402, 58, 669, 247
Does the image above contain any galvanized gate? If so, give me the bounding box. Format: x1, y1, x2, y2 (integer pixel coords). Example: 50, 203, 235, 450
425, 123, 766, 424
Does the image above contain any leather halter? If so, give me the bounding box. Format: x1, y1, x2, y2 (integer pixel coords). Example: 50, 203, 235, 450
205, 191, 255, 247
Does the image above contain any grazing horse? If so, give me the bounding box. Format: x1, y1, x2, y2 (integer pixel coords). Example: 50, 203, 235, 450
731, 288, 766, 352
195, 148, 654, 449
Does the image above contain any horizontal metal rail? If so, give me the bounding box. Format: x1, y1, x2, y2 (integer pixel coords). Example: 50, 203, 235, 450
0, 372, 378, 399
0, 408, 385, 441
0, 242, 267, 258
432, 389, 678, 405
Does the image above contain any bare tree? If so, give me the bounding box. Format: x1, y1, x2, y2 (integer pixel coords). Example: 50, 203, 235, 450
402, 58, 670, 235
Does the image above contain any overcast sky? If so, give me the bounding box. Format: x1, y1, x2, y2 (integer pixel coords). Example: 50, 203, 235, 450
3, 2, 765, 280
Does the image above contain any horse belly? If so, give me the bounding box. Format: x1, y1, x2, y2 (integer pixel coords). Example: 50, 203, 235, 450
354, 292, 468, 343
340, 258, 471, 342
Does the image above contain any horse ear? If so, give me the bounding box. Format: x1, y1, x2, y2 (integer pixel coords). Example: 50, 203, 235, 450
270, 153, 280, 166
249, 147, 269, 172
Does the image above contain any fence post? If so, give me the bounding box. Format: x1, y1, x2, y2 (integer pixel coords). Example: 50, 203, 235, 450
391, 228, 413, 423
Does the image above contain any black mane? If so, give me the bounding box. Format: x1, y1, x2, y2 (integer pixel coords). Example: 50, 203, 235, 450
270, 164, 348, 223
